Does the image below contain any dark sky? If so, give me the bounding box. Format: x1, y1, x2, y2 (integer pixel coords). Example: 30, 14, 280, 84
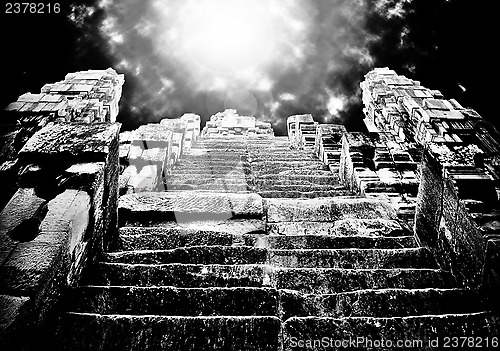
0, 0, 496, 135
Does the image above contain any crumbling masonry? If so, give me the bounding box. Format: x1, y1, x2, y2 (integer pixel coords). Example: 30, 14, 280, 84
0, 68, 499, 350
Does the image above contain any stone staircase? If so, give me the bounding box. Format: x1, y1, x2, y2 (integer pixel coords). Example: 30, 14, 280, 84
56, 135, 499, 350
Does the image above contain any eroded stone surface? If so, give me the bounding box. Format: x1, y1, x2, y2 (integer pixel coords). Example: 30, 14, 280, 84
266, 197, 397, 223
119, 191, 263, 218
20, 123, 120, 164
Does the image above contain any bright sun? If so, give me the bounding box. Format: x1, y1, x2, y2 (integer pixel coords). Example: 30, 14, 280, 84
180, 0, 275, 74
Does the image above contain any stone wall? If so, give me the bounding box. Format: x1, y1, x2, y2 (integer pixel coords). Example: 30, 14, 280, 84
0, 69, 124, 350
415, 145, 500, 302
360, 67, 500, 308
118, 114, 201, 194
0, 123, 120, 350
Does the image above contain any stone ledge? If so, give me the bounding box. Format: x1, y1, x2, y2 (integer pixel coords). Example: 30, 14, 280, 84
19, 122, 120, 165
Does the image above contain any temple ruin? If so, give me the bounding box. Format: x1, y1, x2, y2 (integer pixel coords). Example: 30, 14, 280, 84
0, 68, 499, 350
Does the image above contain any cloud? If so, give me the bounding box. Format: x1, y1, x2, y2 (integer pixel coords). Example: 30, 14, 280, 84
66, 0, 424, 133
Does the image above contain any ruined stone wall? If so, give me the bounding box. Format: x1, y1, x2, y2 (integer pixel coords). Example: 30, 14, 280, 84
0, 69, 201, 349
357, 67, 500, 302
0, 69, 124, 349
118, 114, 201, 194
0, 122, 120, 350
312, 68, 500, 304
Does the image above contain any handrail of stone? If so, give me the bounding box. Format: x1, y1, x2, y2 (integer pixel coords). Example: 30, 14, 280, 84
0, 122, 120, 348
1, 68, 127, 348
415, 144, 500, 299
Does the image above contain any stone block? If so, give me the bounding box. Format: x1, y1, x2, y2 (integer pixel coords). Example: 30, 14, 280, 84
39, 190, 90, 238
266, 197, 397, 223
0, 240, 64, 296
0, 295, 31, 348
414, 151, 444, 247
133, 165, 160, 192
0, 189, 47, 264
19, 122, 120, 166
483, 238, 500, 309
119, 192, 264, 224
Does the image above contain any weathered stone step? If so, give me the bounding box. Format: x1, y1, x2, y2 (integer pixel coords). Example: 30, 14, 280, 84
250, 155, 317, 162
258, 235, 417, 250
119, 192, 263, 225
104, 246, 267, 265
94, 263, 270, 287
253, 184, 345, 192
273, 268, 456, 294
267, 219, 405, 236
283, 312, 500, 351
122, 219, 265, 235
252, 164, 328, 173
267, 248, 436, 269
253, 176, 340, 186
70, 286, 280, 316
116, 227, 253, 251
253, 169, 335, 177
166, 175, 247, 183
331, 288, 482, 318
58, 314, 281, 351
266, 197, 397, 223
172, 165, 247, 172
166, 184, 250, 192
176, 158, 246, 164
258, 190, 353, 199
116, 229, 415, 252
94, 264, 455, 293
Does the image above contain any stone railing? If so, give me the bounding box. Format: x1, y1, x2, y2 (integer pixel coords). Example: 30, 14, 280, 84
0, 68, 125, 349
308, 68, 500, 311
0, 122, 120, 349
415, 144, 500, 304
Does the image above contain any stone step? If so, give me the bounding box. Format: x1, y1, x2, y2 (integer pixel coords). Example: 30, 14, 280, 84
250, 155, 317, 161
258, 235, 417, 250
283, 312, 500, 351
252, 184, 345, 192
166, 175, 247, 182
267, 219, 406, 236
252, 164, 329, 173
103, 246, 267, 265
70, 286, 280, 316
176, 159, 246, 164
267, 248, 436, 269
116, 227, 262, 251
266, 197, 397, 223
258, 190, 353, 199
94, 263, 454, 293
252, 169, 335, 177
70, 286, 476, 319
121, 219, 265, 235
172, 165, 247, 172
58, 313, 281, 351
273, 268, 456, 294
253, 176, 340, 186
119, 192, 263, 225
166, 184, 250, 192
93, 263, 271, 287
331, 288, 483, 318
116, 228, 416, 251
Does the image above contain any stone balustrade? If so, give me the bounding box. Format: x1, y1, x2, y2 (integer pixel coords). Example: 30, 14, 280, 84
0, 122, 120, 349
